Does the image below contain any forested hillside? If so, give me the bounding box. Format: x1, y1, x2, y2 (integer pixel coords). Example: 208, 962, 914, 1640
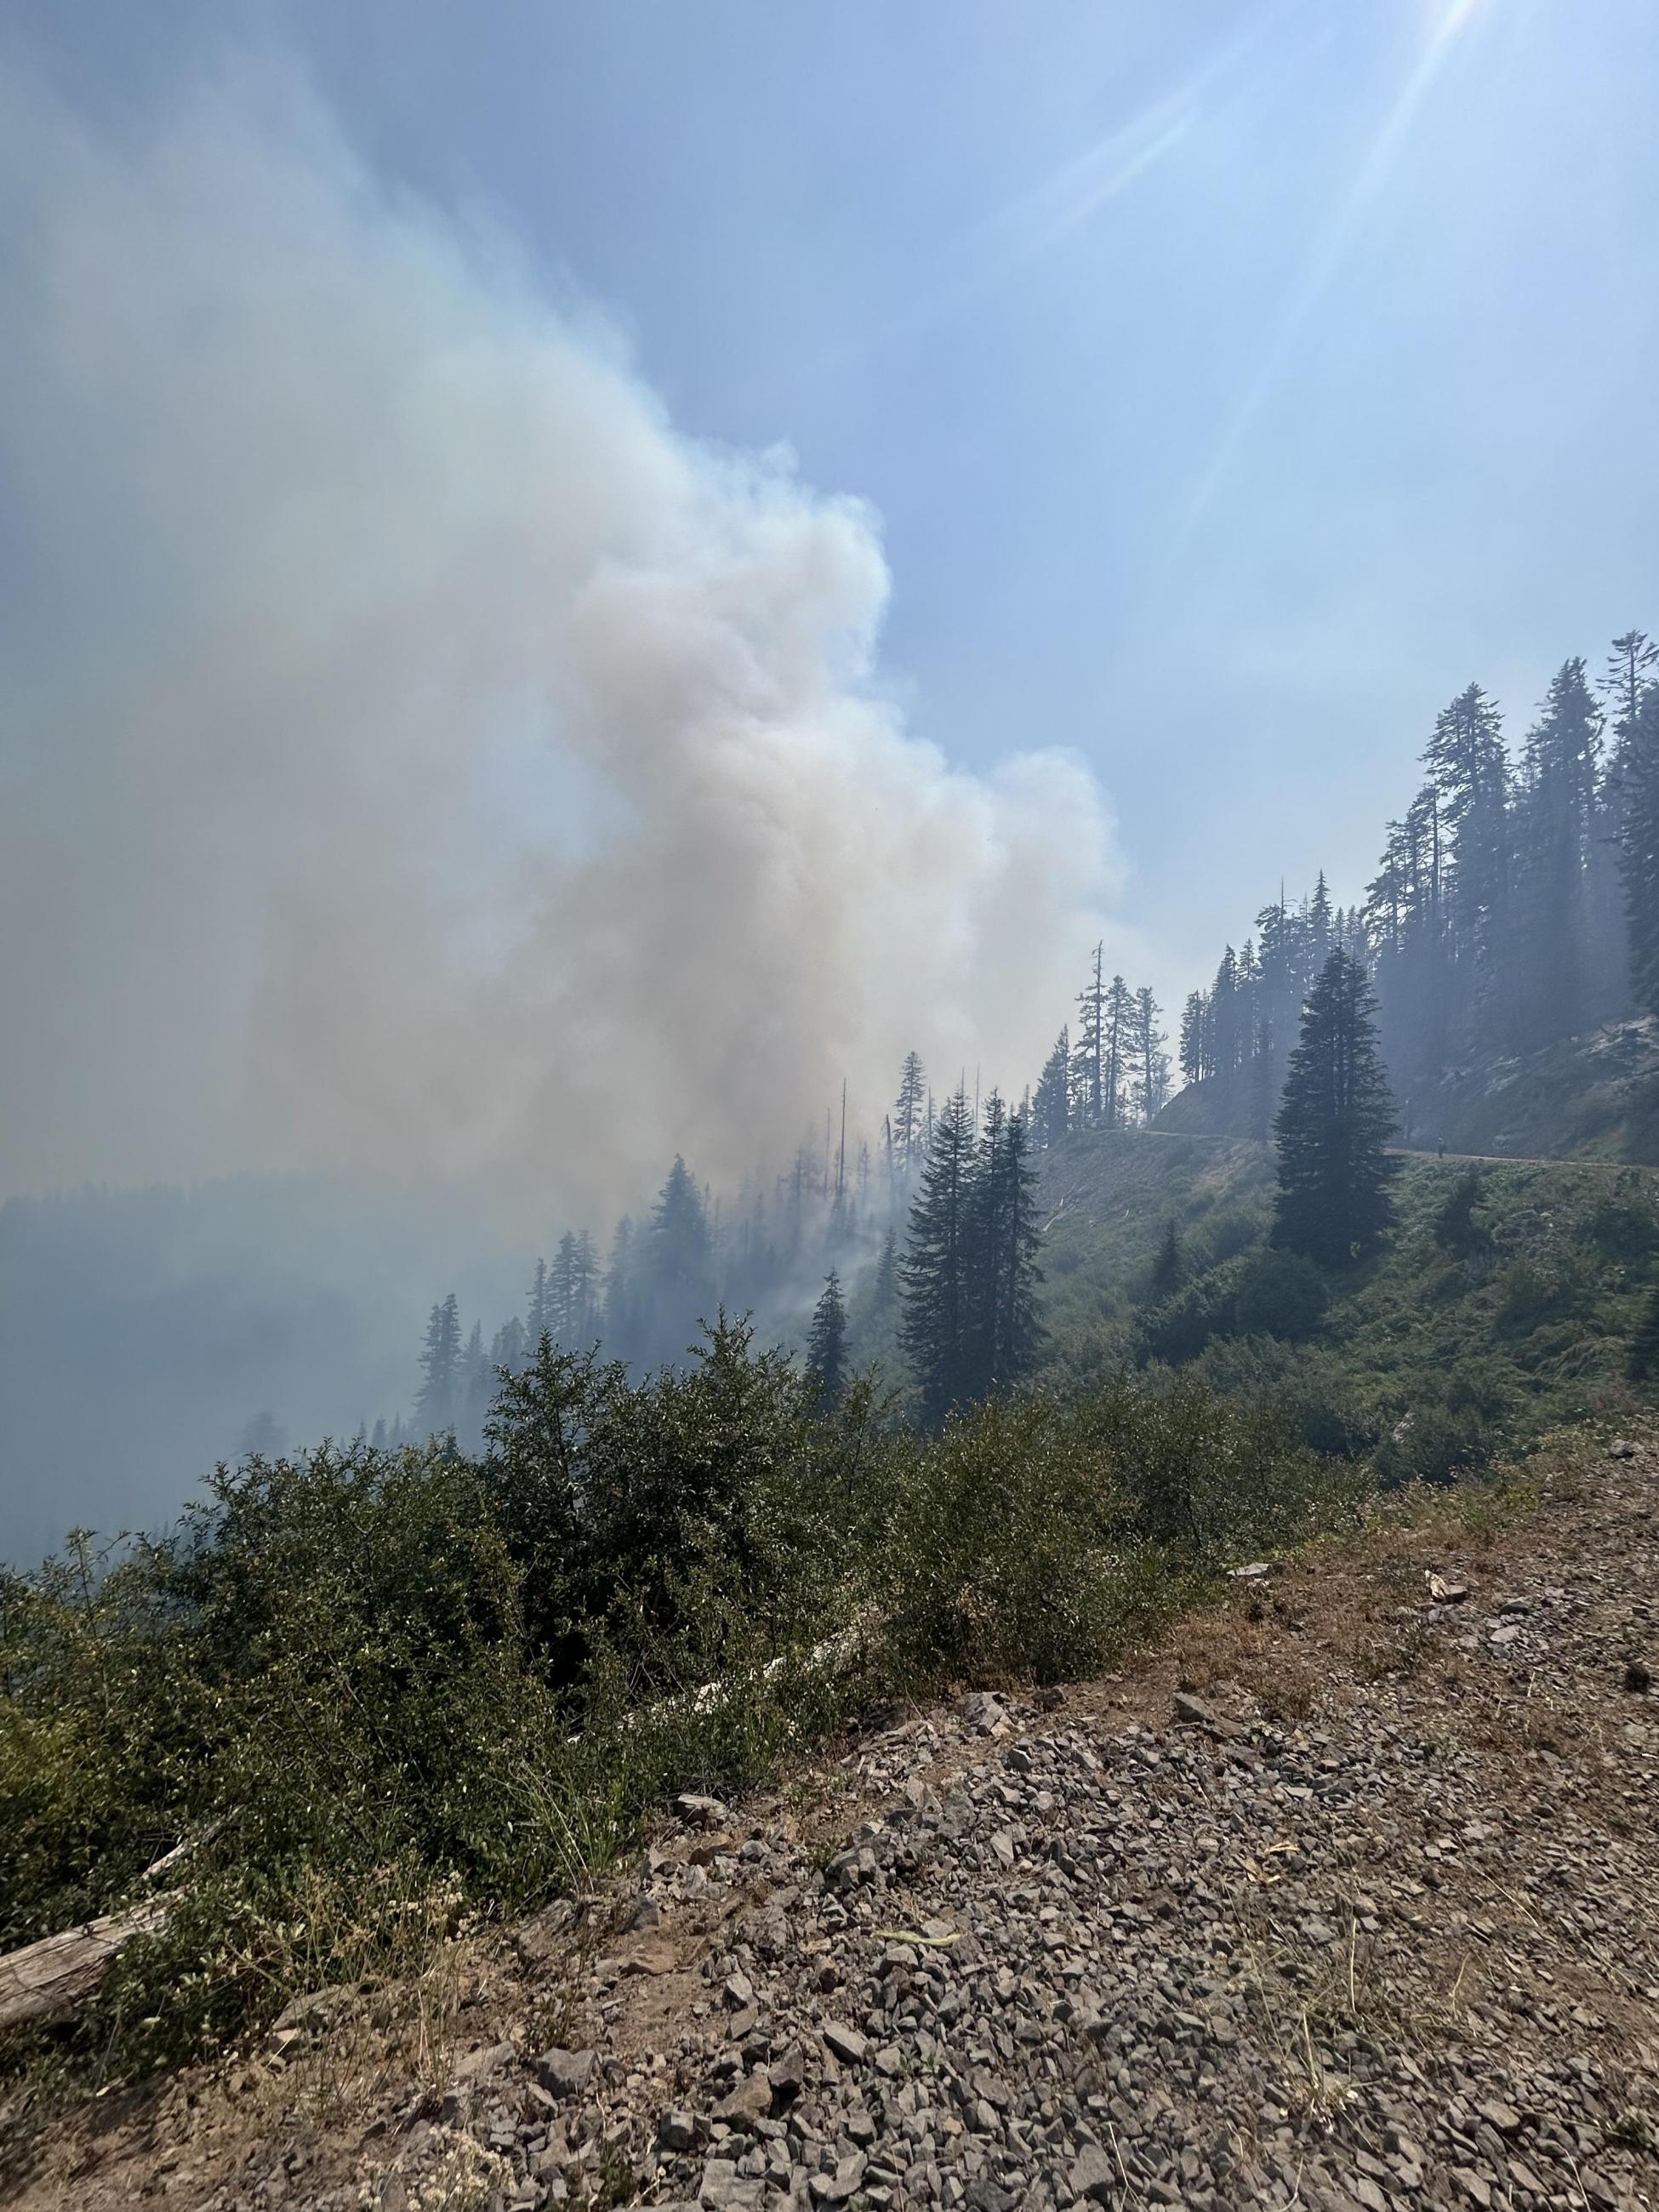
1166, 631, 1659, 1154
1033, 1126, 1659, 1483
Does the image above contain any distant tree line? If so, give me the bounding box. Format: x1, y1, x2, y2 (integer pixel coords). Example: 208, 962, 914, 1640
389, 1046, 1055, 1445
386, 624, 1659, 1446
1175, 630, 1659, 1140
1029, 949, 1170, 1150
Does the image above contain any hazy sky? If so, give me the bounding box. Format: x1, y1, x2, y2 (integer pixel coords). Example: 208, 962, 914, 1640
3, 0, 1657, 1206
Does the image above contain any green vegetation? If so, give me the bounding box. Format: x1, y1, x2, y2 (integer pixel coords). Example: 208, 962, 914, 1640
1270, 949, 1399, 1265
11, 1069, 1659, 2105
1, 1320, 1345, 2092
1036, 1128, 1656, 1482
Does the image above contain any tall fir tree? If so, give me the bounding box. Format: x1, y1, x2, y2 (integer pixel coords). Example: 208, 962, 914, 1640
1616, 678, 1659, 1020
1148, 1218, 1183, 1305
899, 1085, 977, 1423
972, 1103, 1046, 1393
527, 1257, 551, 1347
892, 1052, 927, 1173
1072, 944, 1106, 1128
569, 1231, 601, 1343
1424, 682, 1512, 1038
414, 1292, 462, 1434
1032, 1026, 1070, 1149
1272, 951, 1399, 1265
1103, 973, 1136, 1126
872, 1225, 899, 1312
460, 1320, 489, 1449
1177, 990, 1209, 1086
1132, 986, 1170, 1122
805, 1271, 849, 1405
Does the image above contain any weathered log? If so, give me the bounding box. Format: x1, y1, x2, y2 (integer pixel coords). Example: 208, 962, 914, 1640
0, 1822, 222, 2032
0, 1899, 170, 2032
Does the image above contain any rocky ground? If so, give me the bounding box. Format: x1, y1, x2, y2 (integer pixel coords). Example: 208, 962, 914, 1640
8, 1434, 1658, 2212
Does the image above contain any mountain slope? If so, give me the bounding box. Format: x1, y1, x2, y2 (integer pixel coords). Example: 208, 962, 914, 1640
1159, 1018, 1659, 1166
10, 1428, 1656, 2212
1033, 1131, 1659, 1481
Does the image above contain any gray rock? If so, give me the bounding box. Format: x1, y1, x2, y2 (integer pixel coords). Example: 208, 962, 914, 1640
822, 2021, 868, 2066
714, 2070, 773, 2128
1069, 2145, 1116, 2202
809, 2153, 867, 2203
677, 1793, 733, 1828
961, 1692, 1009, 1733
533, 2047, 596, 2100
963, 2182, 1015, 2212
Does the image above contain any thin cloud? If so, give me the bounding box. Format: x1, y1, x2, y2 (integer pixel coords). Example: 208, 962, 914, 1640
1173, 0, 1491, 553
829, 8, 1296, 370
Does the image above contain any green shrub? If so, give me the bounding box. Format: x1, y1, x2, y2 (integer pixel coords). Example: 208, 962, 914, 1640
1231, 1247, 1328, 1341
1582, 1197, 1659, 1265
1373, 1404, 1494, 1488
1072, 1377, 1352, 1565
1432, 1172, 1495, 1263
2, 1328, 1363, 2089
871, 1400, 1134, 1687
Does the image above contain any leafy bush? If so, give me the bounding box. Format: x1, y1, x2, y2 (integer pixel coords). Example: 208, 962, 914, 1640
1581, 1197, 1659, 1267
1073, 1377, 1351, 1565
1432, 1172, 1495, 1263
1230, 1247, 1328, 1342
1140, 1262, 1241, 1365
1140, 1246, 1325, 1365
872, 1400, 1133, 1688
1, 1323, 1364, 2088
1373, 1404, 1494, 1488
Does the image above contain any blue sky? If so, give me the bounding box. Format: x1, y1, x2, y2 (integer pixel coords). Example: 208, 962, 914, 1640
7, 0, 1658, 997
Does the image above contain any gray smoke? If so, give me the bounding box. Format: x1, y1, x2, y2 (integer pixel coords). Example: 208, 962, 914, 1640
0, 65, 1126, 1223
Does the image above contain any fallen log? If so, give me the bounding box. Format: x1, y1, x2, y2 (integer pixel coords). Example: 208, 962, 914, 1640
0, 1899, 170, 2032
0, 1822, 223, 2032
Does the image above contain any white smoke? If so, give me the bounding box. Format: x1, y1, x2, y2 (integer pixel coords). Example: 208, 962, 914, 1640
0, 65, 1126, 1221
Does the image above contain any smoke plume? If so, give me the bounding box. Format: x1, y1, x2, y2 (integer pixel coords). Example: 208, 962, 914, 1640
0, 66, 1124, 1221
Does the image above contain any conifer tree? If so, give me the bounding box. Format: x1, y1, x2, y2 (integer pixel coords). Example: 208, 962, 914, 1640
414, 1292, 462, 1434
1616, 679, 1659, 1019
1425, 682, 1511, 1035
1032, 1026, 1070, 1149
1601, 630, 1659, 749
872, 1225, 898, 1312
549, 1233, 578, 1340
1148, 1219, 1183, 1305
527, 1257, 551, 1346
641, 1157, 714, 1362
978, 1105, 1046, 1391
648, 1158, 712, 1295
460, 1320, 489, 1447
1308, 869, 1333, 971
603, 1217, 639, 1356
1272, 951, 1398, 1265
569, 1231, 601, 1343
1178, 991, 1209, 1087
1132, 986, 1170, 1122
1247, 1019, 1275, 1141
805, 1270, 849, 1405
1072, 944, 1106, 1127
892, 1052, 927, 1172
1103, 974, 1136, 1126
1627, 1280, 1659, 1382
899, 1085, 977, 1423
489, 1317, 527, 1375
